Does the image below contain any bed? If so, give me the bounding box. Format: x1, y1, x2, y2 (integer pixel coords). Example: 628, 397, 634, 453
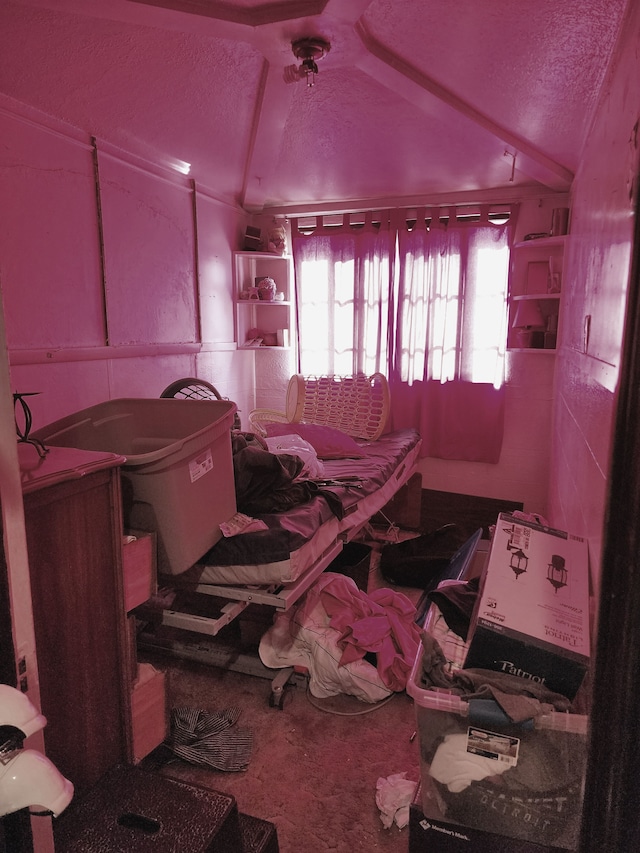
138, 375, 422, 702
180, 426, 421, 587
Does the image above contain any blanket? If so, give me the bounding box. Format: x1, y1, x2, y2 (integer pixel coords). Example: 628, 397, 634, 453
232, 432, 344, 517
259, 572, 420, 702
318, 576, 421, 692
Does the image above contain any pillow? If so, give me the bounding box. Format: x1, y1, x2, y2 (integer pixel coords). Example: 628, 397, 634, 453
265, 422, 367, 459
264, 434, 325, 479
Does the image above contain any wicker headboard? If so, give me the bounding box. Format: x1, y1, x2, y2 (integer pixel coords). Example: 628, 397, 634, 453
284, 373, 390, 441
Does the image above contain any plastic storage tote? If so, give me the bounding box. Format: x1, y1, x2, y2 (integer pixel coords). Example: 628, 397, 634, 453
407, 607, 588, 851
33, 398, 237, 576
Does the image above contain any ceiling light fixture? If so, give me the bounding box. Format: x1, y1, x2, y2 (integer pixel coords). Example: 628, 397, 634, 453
283, 37, 331, 87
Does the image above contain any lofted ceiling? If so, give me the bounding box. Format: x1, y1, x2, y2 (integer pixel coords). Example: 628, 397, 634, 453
0, 0, 630, 214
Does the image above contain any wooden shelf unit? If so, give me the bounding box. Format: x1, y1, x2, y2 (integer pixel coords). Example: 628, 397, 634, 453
508, 235, 566, 353
234, 251, 294, 351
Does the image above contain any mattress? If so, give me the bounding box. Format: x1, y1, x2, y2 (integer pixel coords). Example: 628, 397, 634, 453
172, 428, 421, 587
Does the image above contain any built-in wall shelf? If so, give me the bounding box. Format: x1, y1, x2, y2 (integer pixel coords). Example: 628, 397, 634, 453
508, 236, 567, 353
233, 251, 294, 351
513, 235, 567, 251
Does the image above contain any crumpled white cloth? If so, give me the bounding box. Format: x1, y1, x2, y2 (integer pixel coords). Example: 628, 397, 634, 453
429, 732, 511, 792
264, 434, 325, 479
376, 772, 417, 829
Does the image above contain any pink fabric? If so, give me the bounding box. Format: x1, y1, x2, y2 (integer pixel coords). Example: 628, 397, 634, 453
388, 209, 513, 462
265, 422, 366, 459
317, 574, 421, 692
388, 378, 506, 463
259, 573, 392, 702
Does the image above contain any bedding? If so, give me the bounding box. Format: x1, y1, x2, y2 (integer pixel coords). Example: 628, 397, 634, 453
169, 428, 422, 588
264, 434, 325, 478
258, 572, 420, 702
264, 422, 367, 458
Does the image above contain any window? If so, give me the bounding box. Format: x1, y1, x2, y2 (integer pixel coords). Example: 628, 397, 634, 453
291, 205, 517, 462
396, 218, 510, 389
293, 215, 394, 377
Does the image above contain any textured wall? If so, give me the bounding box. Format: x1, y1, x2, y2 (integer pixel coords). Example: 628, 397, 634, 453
548, 1, 640, 603
0, 98, 251, 428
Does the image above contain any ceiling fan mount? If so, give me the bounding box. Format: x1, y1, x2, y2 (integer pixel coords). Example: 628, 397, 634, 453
284, 37, 331, 87
291, 37, 331, 63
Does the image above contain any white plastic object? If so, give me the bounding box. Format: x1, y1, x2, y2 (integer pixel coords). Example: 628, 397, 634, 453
0, 749, 74, 817
0, 685, 47, 737
264, 434, 325, 479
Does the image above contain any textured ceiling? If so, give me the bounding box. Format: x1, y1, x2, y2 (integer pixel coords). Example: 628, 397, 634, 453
1, 0, 630, 213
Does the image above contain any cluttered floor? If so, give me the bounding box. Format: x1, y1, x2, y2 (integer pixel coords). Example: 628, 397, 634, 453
137, 490, 523, 853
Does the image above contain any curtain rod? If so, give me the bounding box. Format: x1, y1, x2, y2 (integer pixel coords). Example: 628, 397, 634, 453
292, 205, 517, 233
261, 187, 569, 219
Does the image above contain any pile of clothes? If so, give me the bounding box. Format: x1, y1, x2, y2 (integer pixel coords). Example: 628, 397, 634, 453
415, 570, 587, 849
259, 572, 421, 703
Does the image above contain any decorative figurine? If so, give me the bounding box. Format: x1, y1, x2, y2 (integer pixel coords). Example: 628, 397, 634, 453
257, 277, 277, 301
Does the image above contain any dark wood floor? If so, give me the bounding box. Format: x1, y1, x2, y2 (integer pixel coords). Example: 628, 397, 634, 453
420, 488, 523, 544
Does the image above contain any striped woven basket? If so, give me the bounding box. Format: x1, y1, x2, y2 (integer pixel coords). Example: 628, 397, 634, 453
249, 372, 390, 441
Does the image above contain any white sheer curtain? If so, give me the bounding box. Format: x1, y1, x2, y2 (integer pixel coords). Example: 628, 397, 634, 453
394, 207, 511, 388
292, 212, 394, 376
291, 205, 517, 462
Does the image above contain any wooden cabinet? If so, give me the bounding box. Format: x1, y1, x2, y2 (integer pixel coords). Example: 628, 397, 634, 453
508, 236, 566, 352
20, 446, 133, 798
234, 251, 294, 350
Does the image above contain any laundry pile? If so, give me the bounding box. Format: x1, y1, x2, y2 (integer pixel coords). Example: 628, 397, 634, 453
420, 630, 572, 721
414, 601, 587, 849
259, 572, 421, 703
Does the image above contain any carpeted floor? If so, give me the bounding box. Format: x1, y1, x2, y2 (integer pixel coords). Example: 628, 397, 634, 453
144, 654, 420, 852
138, 489, 523, 852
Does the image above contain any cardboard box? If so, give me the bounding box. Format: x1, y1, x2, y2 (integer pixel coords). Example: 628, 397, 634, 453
123, 530, 157, 611
131, 662, 167, 763
464, 513, 590, 699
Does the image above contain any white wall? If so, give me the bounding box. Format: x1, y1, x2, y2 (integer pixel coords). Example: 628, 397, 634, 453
0, 96, 253, 429
548, 1, 640, 604
419, 196, 569, 514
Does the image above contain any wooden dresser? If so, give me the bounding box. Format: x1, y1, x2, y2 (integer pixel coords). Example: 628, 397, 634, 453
19, 444, 134, 798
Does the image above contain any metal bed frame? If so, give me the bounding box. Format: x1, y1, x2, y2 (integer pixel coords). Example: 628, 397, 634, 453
138, 376, 418, 706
